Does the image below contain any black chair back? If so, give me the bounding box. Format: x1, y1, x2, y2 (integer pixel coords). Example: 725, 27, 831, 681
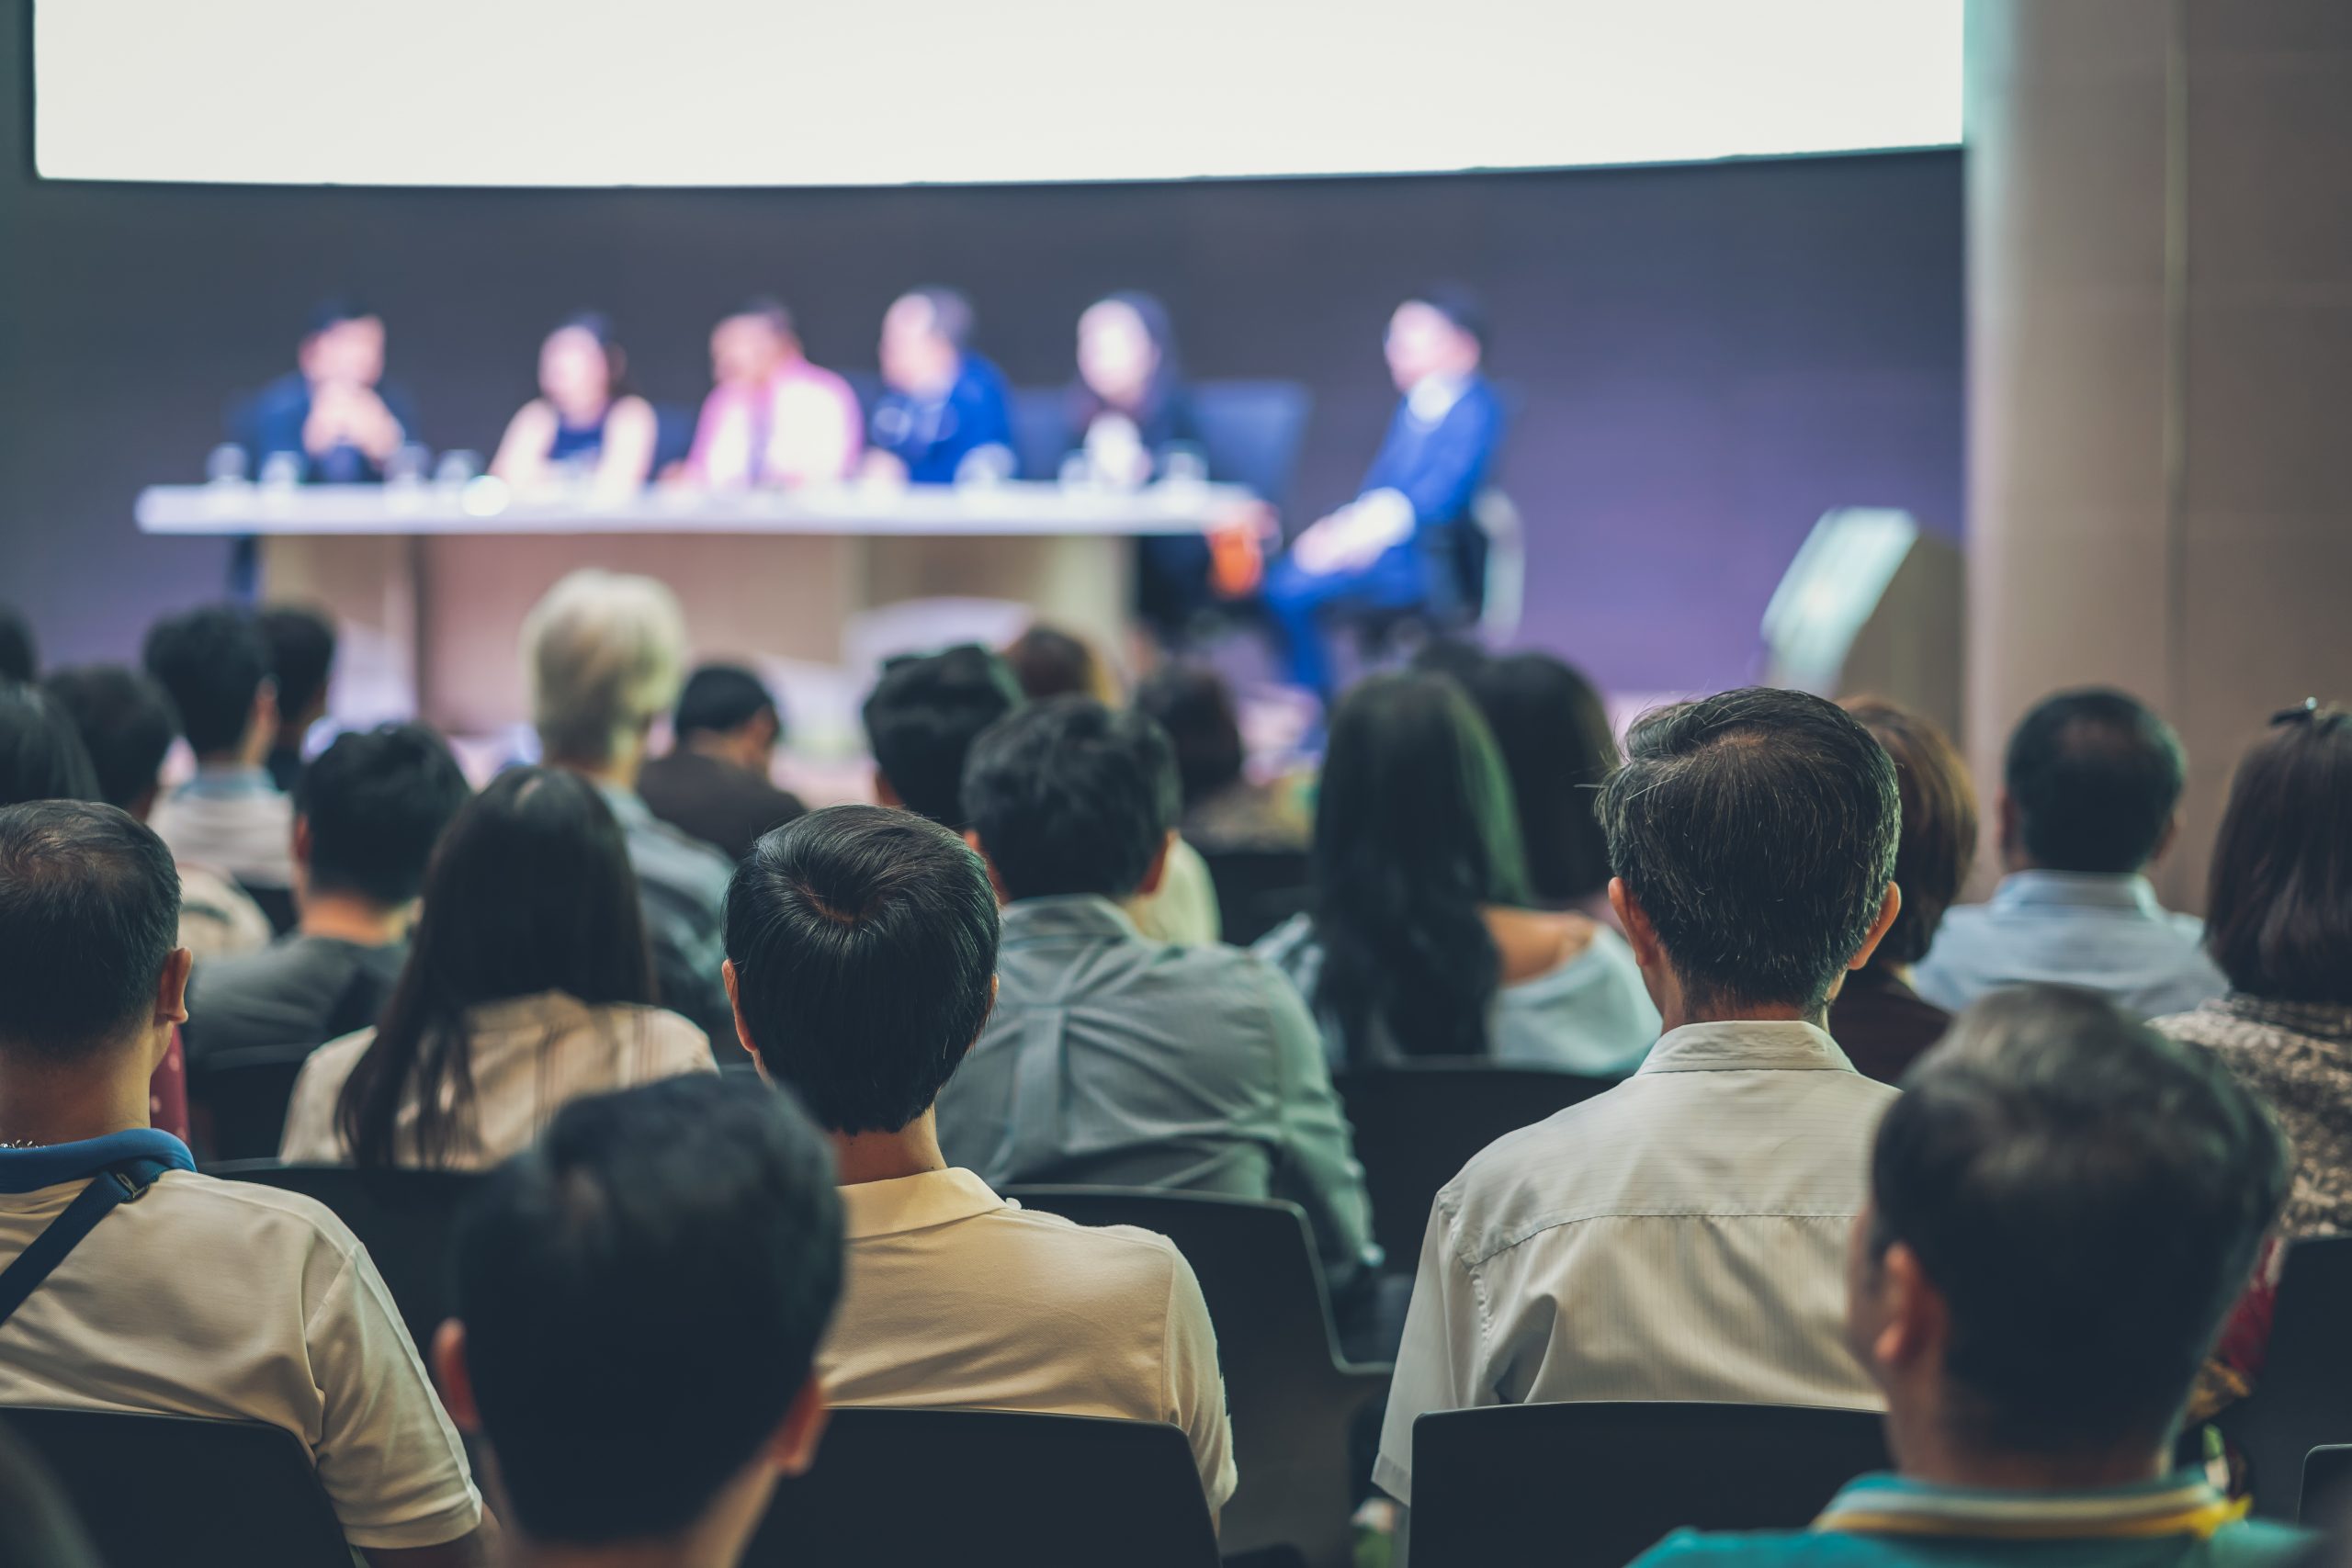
1007, 386, 1073, 480
747, 1407, 1217, 1568
2304, 1445, 2352, 1528
1334, 1062, 1613, 1264
1193, 380, 1312, 508
1412, 1402, 1889, 1568
6, 1407, 349, 1568
2222, 1235, 2352, 1517
188, 1051, 313, 1163
1003, 1186, 1385, 1568
210, 1162, 483, 1353
1199, 847, 1312, 947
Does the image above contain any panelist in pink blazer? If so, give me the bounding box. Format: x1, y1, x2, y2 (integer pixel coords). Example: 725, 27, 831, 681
679, 298, 862, 489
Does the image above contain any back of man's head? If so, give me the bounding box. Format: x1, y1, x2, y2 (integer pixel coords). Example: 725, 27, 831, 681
255, 605, 337, 729
1869, 985, 2288, 1456
675, 664, 779, 741
1599, 687, 1899, 1013
962, 696, 1179, 903
0, 801, 180, 1060
447, 1075, 843, 1546
296, 724, 470, 908
40, 667, 177, 815
522, 570, 688, 768
2005, 688, 2186, 874
859, 646, 1023, 829
725, 805, 1000, 1134
141, 605, 269, 760
0, 682, 100, 807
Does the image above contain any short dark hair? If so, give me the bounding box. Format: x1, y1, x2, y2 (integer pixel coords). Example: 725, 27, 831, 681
674, 664, 779, 741
141, 605, 269, 758
0, 682, 101, 807
1845, 697, 1980, 968
1136, 664, 1246, 807
2005, 689, 2185, 874
726, 806, 1001, 1134
860, 646, 1023, 829
728, 296, 795, 336
1406, 283, 1487, 349
0, 801, 180, 1058
2204, 703, 2352, 1005
451, 1076, 843, 1545
1002, 625, 1111, 704
964, 697, 1178, 902
1456, 651, 1619, 908
1872, 986, 2289, 1454
295, 724, 470, 906
901, 286, 975, 349
40, 666, 177, 812
1600, 687, 1899, 1013
0, 606, 35, 683
255, 605, 337, 726
304, 296, 377, 338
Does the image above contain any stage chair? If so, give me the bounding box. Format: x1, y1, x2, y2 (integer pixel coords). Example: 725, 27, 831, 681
1409, 1402, 1890, 1568
2220, 1235, 2352, 1517
1333, 1062, 1612, 1266
1192, 381, 1313, 509
209, 1162, 482, 1353
6, 1408, 349, 1568
1003, 1186, 1386, 1568
1008, 386, 1072, 479
747, 1407, 1218, 1568
1197, 845, 1312, 947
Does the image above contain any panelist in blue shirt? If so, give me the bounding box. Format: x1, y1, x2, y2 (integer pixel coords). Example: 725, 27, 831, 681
1261, 287, 1505, 695
228, 299, 418, 484
864, 287, 1015, 486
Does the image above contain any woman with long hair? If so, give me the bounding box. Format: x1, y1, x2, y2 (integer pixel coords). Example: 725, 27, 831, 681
1255, 671, 1657, 1072
491, 312, 659, 496
1447, 649, 1620, 919
279, 766, 712, 1168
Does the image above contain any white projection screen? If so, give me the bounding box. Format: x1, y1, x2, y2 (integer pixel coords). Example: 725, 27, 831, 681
34, 1, 1961, 187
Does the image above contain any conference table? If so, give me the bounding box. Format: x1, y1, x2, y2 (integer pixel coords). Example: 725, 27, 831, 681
136, 479, 1250, 734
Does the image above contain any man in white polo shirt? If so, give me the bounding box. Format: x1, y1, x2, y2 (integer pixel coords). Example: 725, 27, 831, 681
1377, 687, 1907, 1508
720, 803, 1236, 1514
0, 800, 490, 1564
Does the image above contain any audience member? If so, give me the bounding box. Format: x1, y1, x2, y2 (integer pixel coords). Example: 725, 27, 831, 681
1066, 291, 1214, 636
522, 569, 736, 1043
1136, 662, 1310, 855
1259, 672, 1657, 1074
0, 604, 35, 682
492, 312, 660, 497
254, 604, 337, 795
865, 287, 1015, 485
0, 680, 100, 804
435, 1077, 842, 1568
1376, 687, 1905, 1506
229, 298, 416, 484
1915, 688, 2223, 1019
861, 643, 1025, 828
279, 767, 714, 1168
934, 698, 1385, 1340
141, 604, 296, 897
724, 806, 1236, 1508
1633, 986, 2302, 1568
0, 801, 488, 1562
1003, 623, 1123, 705
638, 662, 808, 863
1830, 698, 1981, 1084
1446, 648, 1622, 922
2154, 701, 2352, 1412
41, 663, 273, 958
184, 724, 470, 1074
679, 298, 861, 489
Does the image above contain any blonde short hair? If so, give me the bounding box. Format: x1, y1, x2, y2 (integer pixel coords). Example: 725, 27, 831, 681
521, 570, 688, 766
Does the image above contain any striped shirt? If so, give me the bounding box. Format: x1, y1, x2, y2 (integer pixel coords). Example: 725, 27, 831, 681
1375, 1019, 1895, 1506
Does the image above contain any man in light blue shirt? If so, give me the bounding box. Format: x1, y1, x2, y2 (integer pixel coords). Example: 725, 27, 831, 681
1914, 689, 2224, 1020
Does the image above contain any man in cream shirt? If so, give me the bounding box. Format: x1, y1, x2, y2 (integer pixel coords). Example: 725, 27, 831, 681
0, 801, 489, 1564
719, 803, 1236, 1513
1377, 688, 1906, 1508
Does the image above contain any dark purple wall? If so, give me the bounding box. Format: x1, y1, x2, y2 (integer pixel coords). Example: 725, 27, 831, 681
1, 17, 1959, 696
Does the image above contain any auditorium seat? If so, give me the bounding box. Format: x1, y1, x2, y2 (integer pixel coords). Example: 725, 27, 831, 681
1003, 1185, 1385, 1568
1333, 1062, 1612, 1265
187, 1048, 317, 1163
1409, 1402, 1891, 1568
2219, 1235, 2352, 1518
749, 1407, 1218, 1568
210, 1162, 482, 1353
2303, 1445, 2352, 1527
1192, 381, 1312, 508
6, 1407, 348, 1568
1198, 846, 1312, 947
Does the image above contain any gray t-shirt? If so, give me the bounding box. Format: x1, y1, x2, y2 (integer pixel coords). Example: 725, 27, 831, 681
185, 935, 409, 1065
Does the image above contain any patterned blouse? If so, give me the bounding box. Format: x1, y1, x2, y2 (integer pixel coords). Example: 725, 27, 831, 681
2154, 994, 2352, 1243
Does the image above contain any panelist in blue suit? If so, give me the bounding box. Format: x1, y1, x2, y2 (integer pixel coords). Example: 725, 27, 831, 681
865, 287, 1017, 486
1262, 288, 1504, 696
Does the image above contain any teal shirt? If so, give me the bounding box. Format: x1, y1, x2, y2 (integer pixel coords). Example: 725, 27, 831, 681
1633, 1473, 2312, 1568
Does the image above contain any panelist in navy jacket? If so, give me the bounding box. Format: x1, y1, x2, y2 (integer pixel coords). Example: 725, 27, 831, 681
1262, 288, 1504, 695
865, 287, 1017, 486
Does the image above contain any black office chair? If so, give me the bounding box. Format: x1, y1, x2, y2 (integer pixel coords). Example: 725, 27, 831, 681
1334, 1062, 1613, 1265
1410, 1403, 1890, 1568
1198, 846, 1312, 947
1003, 1186, 1385, 1568
747, 1408, 1218, 1568
1193, 380, 1312, 510
2302, 1445, 2352, 1527
6, 1407, 350, 1568
2220, 1235, 2352, 1518
209, 1162, 482, 1353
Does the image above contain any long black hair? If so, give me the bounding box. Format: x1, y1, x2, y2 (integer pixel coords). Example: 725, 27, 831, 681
1458, 652, 1619, 908
1310, 672, 1532, 1060
336, 766, 656, 1168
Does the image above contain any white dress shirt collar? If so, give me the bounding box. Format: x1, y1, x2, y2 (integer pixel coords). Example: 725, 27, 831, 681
837, 1167, 1008, 1241
1635, 1017, 1858, 1076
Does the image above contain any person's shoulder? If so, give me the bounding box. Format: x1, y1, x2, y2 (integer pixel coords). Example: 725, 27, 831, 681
1250, 912, 1317, 967
988, 1204, 1189, 1294
148, 1168, 369, 1264
2204, 1518, 2324, 1567
601, 1002, 716, 1060
1629, 1527, 1877, 1568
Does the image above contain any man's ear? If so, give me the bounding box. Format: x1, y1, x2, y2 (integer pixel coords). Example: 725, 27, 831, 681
1996, 789, 2022, 865
246, 679, 281, 762
962, 975, 999, 1061
1870, 1241, 1946, 1379
964, 830, 1011, 905
154, 947, 193, 1031
431, 1320, 481, 1431
766, 1375, 830, 1479
292, 815, 313, 873
721, 958, 765, 1074
1609, 878, 1661, 970
1846, 884, 1905, 972
872, 769, 902, 809
1134, 830, 1177, 900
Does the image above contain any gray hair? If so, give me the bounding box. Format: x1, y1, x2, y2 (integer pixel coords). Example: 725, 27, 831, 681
521, 570, 687, 767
